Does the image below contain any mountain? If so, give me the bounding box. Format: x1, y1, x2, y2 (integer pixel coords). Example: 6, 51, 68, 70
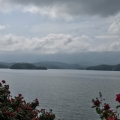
10, 63, 47, 70
86, 64, 120, 71
0, 62, 85, 69
34, 61, 84, 69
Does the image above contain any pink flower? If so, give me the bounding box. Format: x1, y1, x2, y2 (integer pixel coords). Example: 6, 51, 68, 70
104, 104, 110, 110
94, 100, 100, 106
18, 94, 22, 97
10, 112, 15, 117
107, 116, 116, 120
116, 94, 120, 102
2, 80, 6, 84
16, 107, 20, 113
4, 110, 9, 115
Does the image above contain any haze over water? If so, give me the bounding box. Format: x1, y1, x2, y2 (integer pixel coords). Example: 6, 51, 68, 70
0, 69, 120, 120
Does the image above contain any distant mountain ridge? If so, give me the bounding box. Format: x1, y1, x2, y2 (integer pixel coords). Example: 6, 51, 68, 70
33, 61, 84, 69
0, 61, 85, 69
1, 61, 120, 70
0, 62, 15, 67
0, 64, 9, 68
86, 64, 120, 71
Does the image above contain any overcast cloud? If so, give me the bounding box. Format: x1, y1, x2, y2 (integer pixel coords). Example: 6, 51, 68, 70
1, 0, 120, 17
0, 0, 120, 62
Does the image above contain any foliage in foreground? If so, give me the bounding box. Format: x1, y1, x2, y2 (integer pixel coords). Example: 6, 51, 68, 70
92, 92, 120, 120
0, 80, 55, 120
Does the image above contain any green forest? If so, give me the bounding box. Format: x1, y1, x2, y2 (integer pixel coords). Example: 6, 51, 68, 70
10, 63, 47, 70
86, 64, 120, 71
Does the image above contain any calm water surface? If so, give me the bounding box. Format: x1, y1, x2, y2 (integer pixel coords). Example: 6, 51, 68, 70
0, 69, 120, 120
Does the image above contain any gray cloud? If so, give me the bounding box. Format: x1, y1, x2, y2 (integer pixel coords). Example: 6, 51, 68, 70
1, 0, 120, 17
0, 33, 120, 54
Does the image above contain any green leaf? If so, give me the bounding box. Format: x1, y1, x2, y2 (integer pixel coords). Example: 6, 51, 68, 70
91, 106, 96, 108
116, 105, 120, 109
96, 108, 102, 114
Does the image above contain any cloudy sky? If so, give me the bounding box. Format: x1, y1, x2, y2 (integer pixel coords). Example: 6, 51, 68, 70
0, 0, 120, 62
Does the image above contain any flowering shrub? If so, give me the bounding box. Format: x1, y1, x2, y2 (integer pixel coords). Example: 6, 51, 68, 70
92, 92, 120, 120
0, 80, 55, 120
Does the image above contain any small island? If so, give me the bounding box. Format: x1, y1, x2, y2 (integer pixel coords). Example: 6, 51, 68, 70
10, 63, 47, 70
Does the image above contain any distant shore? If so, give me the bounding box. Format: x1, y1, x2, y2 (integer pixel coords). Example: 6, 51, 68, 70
0, 62, 120, 71
86, 64, 120, 71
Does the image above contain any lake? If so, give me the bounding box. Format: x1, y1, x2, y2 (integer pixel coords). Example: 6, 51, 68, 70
0, 69, 120, 120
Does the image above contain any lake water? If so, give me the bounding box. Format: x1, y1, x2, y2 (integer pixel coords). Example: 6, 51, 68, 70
0, 69, 120, 120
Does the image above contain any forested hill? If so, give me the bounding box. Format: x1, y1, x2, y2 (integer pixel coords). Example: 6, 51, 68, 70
10, 63, 47, 70
0, 61, 85, 69
34, 61, 84, 69
86, 64, 120, 71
